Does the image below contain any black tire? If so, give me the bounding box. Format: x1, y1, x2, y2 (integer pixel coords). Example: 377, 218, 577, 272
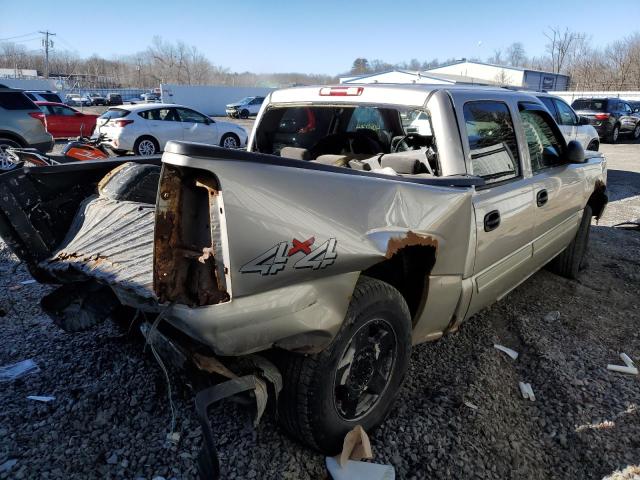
278, 276, 412, 454
548, 205, 592, 279
607, 124, 620, 144
0, 138, 21, 171
220, 133, 240, 149
633, 123, 640, 140
239, 109, 250, 119
133, 136, 160, 156
586, 140, 599, 152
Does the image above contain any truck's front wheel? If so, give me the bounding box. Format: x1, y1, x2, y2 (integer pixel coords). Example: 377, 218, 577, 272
278, 276, 412, 454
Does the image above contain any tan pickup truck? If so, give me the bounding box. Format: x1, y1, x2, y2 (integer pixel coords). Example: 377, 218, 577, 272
0, 84, 607, 457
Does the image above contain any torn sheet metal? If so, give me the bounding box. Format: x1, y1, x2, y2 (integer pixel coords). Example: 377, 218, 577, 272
40, 196, 156, 304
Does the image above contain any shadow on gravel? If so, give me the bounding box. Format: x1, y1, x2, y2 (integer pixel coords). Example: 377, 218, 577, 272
606, 169, 640, 202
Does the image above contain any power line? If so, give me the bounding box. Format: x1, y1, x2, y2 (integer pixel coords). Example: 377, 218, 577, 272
0, 31, 39, 42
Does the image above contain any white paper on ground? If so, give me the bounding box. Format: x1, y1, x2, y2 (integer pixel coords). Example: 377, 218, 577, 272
26, 395, 55, 402
326, 457, 395, 480
607, 364, 639, 375
620, 353, 635, 368
494, 344, 519, 360
0, 359, 40, 382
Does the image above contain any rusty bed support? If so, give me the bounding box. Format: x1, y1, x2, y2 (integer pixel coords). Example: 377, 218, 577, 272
154, 165, 230, 307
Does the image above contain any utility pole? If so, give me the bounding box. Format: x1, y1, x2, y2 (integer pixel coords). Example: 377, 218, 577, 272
39, 30, 56, 78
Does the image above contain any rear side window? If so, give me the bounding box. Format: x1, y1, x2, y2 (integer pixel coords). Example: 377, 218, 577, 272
99, 108, 130, 120
41, 93, 62, 103
463, 101, 520, 184
571, 99, 607, 111
0, 91, 39, 110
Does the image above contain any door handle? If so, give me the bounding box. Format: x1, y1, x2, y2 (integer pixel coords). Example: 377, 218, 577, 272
484, 210, 501, 232
536, 189, 548, 207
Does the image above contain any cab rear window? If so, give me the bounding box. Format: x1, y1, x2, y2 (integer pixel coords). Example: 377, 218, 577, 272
0, 91, 38, 110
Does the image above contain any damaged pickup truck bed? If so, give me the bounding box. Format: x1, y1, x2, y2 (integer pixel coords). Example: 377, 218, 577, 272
0, 84, 608, 458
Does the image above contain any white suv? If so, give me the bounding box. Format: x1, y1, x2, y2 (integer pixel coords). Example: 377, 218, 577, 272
536, 93, 600, 151
94, 104, 248, 155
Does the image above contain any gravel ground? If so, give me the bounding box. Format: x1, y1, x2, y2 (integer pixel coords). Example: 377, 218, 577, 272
0, 141, 639, 479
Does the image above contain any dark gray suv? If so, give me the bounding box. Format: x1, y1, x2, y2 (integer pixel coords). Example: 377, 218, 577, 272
571, 97, 640, 143
0, 86, 54, 170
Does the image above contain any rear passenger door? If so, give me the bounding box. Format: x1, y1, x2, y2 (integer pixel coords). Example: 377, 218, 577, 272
462, 100, 536, 317
140, 108, 183, 148
517, 102, 584, 267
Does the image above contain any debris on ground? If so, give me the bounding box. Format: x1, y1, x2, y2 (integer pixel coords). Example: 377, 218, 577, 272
326, 456, 396, 480
463, 400, 479, 410
0, 359, 39, 382
26, 395, 55, 402
607, 352, 639, 375
543, 311, 561, 322
518, 382, 536, 401
493, 344, 519, 360
337, 425, 373, 466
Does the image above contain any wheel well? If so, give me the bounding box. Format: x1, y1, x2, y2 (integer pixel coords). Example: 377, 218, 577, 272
0, 131, 26, 147
587, 180, 608, 220
587, 139, 599, 151
362, 245, 436, 325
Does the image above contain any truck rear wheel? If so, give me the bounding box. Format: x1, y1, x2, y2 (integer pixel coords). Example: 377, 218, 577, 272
548, 205, 592, 279
278, 276, 412, 454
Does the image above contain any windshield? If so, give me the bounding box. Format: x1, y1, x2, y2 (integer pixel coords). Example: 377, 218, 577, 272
571, 99, 608, 111
237, 97, 253, 105
254, 105, 434, 157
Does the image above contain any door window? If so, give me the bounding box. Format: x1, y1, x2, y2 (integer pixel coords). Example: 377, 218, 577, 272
176, 107, 209, 123
140, 108, 180, 121
50, 105, 77, 116
538, 97, 558, 122
463, 101, 520, 184
518, 104, 565, 173
553, 99, 578, 126
622, 103, 632, 114
346, 107, 387, 133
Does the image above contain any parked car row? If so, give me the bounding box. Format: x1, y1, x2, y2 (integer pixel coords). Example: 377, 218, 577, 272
65, 92, 123, 107
571, 97, 640, 143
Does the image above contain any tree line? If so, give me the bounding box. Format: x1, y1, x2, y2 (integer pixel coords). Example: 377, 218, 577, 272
350, 28, 640, 91
0, 36, 335, 89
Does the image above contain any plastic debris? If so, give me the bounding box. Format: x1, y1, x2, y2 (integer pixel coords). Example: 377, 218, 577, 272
607, 353, 638, 375
544, 311, 561, 322
165, 431, 181, 445
0, 459, 17, 473
519, 382, 536, 401
607, 364, 639, 375
20, 279, 37, 285
494, 344, 519, 360
620, 353, 635, 368
27, 395, 55, 402
464, 401, 479, 410
338, 425, 373, 467
326, 456, 395, 480
0, 359, 40, 382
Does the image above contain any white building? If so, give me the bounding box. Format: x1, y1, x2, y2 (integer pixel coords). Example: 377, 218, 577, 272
426, 60, 570, 91
0, 68, 38, 79
340, 69, 500, 86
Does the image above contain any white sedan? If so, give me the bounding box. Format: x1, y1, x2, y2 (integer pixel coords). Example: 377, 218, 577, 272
94, 103, 248, 156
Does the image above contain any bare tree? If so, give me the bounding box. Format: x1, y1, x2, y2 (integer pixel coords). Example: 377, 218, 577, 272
505, 42, 526, 67
544, 27, 583, 74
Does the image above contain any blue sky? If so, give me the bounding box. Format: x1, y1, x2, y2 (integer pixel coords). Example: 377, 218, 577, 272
1, 0, 638, 75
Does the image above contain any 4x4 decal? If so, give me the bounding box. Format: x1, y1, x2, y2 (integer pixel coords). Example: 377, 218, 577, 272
240, 237, 337, 275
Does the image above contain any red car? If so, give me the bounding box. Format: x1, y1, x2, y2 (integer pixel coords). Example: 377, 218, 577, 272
35, 101, 98, 138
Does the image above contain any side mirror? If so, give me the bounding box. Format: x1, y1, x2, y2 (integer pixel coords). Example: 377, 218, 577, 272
578, 116, 590, 126
565, 140, 585, 164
